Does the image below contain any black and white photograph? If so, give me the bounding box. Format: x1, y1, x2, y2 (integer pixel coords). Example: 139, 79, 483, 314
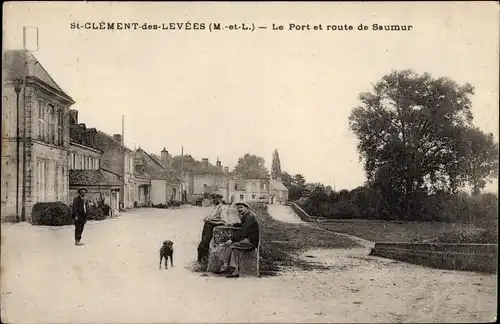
1, 2, 498, 323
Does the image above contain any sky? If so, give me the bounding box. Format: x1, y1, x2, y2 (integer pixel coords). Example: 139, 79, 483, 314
3, 2, 499, 192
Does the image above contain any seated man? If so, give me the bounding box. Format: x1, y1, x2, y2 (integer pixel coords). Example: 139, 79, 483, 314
197, 194, 226, 265
219, 201, 260, 278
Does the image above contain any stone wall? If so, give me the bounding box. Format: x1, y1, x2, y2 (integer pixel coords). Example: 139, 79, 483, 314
370, 242, 498, 273
289, 202, 324, 223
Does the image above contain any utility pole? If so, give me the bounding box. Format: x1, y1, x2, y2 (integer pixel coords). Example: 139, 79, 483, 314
181, 145, 184, 201
19, 25, 39, 222
14, 81, 22, 222
121, 115, 125, 209
21, 26, 28, 222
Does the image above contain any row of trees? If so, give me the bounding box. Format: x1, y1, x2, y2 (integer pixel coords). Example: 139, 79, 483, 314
300, 184, 497, 227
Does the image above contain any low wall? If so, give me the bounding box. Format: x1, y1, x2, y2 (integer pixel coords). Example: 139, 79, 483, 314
370, 242, 498, 273
289, 203, 324, 223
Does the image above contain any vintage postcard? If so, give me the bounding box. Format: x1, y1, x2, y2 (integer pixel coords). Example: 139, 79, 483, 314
1, 1, 498, 323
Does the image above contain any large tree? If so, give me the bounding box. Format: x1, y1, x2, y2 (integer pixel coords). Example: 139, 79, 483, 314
271, 149, 282, 179
349, 69, 498, 216
233, 153, 269, 179
171, 154, 197, 171
280, 171, 294, 188
461, 127, 499, 195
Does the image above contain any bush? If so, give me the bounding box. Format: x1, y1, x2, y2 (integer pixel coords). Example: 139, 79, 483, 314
87, 205, 106, 221
169, 200, 182, 207
31, 202, 73, 226
153, 203, 169, 209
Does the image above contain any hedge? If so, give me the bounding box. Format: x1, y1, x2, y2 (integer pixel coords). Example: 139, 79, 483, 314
31, 202, 108, 225
31, 202, 73, 226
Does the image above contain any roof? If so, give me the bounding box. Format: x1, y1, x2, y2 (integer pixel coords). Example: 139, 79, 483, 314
136, 148, 180, 183
150, 154, 162, 165
187, 162, 226, 175
270, 179, 288, 192
69, 169, 122, 187
96, 131, 132, 152
3, 49, 74, 103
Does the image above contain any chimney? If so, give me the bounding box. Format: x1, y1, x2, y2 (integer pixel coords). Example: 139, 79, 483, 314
161, 147, 169, 168
216, 160, 222, 169
113, 134, 122, 143
202, 158, 209, 167
69, 109, 78, 125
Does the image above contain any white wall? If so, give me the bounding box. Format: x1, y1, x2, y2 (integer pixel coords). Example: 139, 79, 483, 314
151, 179, 167, 204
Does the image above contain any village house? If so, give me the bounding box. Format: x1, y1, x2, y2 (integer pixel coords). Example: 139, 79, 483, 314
179, 157, 229, 203
93, 131, 136, 209
269, 177, 289, 204
227, 176, 270, 204
134, 147, 181, 206
68, 109, 121, 214
2, 49, 74, 222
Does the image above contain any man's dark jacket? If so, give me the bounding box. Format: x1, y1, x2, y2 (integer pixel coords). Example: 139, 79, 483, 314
232, 211, 260, 249
72, 196, 88, 223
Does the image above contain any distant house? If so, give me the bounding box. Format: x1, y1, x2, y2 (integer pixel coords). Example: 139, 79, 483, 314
2, 49, 75, 222
178, 157, 229, 203
269, 178, 289, 204
134, 147, 181, 206
94, 131, 136, 209
227, 176, 270, 204
68, 109, 121, 213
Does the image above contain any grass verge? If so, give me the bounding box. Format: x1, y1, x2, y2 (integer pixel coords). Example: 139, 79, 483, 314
316, 218, 489, 243
253, 205, 363, 276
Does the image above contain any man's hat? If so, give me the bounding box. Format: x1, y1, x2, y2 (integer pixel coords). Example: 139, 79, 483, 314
234, 201, 250, 208
78, 188, 88, 194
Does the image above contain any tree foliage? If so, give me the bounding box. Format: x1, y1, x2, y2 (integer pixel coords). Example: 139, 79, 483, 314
233, 153, 269, 179
348, 70, 498, 218
271, 149, 282, 179
171, 154, 197, 171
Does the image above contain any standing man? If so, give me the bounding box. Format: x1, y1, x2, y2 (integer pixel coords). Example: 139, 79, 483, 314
197, 194, 226, 265
72, 188, 88, 246
219, 201, 260, 278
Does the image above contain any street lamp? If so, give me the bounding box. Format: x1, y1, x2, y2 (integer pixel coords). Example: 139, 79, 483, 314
14, 80, 22, 223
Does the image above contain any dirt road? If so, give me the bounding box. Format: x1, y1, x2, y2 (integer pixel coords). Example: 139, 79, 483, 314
1, 207, 496, 323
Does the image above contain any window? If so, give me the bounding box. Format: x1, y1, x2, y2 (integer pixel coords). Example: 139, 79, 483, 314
82, 155, 86, 169
61, 167, 66, 200
252, 194, 256, 199
38, 101, 48, 141
36, 159, 47, 202
239, 194, 244, 200
69, 153, 74, 169
55, 164, 59, 200
57, 109, 64, 145
48, 104, 55, 144
97, 158, 100, 170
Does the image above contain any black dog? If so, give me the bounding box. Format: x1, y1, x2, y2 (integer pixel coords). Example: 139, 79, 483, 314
159, 240, 174, 269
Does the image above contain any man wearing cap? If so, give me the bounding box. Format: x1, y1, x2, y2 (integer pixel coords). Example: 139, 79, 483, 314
197, 194, 226, 265
219, 201, 260, 278
72, 188, 89, 246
